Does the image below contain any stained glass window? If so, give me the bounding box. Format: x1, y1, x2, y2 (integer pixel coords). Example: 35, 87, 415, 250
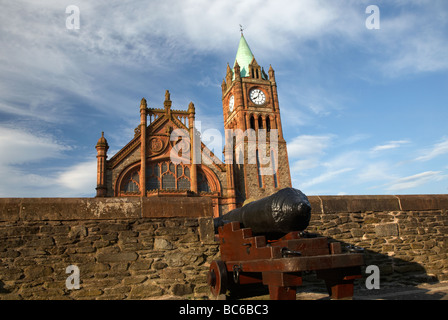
162, 173, 175, 190
198, 172, 211, 193
122, 162, 211, 194
122, 171, 140, 192
178, 177, 190, 190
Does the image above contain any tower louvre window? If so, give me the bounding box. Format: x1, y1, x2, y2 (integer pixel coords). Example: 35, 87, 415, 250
258, 116, 263, 129
250, 116, 255, 130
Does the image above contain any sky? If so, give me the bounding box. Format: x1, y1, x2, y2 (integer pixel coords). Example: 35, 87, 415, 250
0, 0, 447, 197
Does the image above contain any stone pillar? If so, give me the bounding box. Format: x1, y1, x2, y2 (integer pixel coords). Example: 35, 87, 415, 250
225, 129, 237, 211
188, 102, 198, 193
245, 113, 250, 132
140, 98, 147, 197
95, 132, 109, 197
270, 115, 276, 130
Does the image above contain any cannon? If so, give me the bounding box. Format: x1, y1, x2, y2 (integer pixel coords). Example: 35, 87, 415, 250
207, 188, 364, 300
214, 188, 312, 237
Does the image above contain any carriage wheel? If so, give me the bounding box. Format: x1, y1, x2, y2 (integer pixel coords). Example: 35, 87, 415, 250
207, 260, 228, 297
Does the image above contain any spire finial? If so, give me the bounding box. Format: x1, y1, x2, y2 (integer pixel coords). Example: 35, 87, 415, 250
239, 24, 244, 36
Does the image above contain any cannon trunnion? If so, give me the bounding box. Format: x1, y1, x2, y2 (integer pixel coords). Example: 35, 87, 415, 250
207, 189, 364, 300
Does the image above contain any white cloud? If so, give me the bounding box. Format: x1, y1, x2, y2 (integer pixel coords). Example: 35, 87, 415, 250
0, 126, 70, 165
291, 159, 319, 172
370, 140, 410, 153
300, 168, 354, 189
287, 134, 334, 159
386, 171, 447, 192
415, 137, 448, 161
0, 124, 95, 197
57, 159, 97, 192
373, 2, 448, 76
357, 162, 397, 183
1, 0, 445, 126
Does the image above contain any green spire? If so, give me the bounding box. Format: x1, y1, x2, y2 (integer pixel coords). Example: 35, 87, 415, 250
233, 34, 254, 78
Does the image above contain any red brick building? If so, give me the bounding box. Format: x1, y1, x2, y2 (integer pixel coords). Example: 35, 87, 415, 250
95, 34, 292, 217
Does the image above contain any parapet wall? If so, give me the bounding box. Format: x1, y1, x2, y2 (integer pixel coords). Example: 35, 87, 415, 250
0, 197, 218, 300
307, 195, 448, 284
0, 194, 447, 300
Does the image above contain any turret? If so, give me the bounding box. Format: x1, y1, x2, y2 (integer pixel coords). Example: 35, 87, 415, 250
95, 132, 109, 197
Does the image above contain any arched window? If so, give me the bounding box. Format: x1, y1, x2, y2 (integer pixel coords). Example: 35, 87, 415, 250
178, 177, 190, 190
122, 170, 140, 192
198, 172, 211, 193
146, 165, 160, 190
161, 173, 175, 189
258, 116, 263, 129
121, 161, 212, 194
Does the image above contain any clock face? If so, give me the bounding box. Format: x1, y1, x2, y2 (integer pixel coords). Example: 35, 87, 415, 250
249, 89, 266, 105
229, 95, 234, 112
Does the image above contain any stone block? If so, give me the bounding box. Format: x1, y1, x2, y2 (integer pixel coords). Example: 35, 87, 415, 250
198, 218, 215, 243
18, 197, 141, 221
398, 194, 448, 211
375, 223, 399, 237
171, 283, 194, 296
97, 252, 138, 263
128, 284, 164, 298
319, 195, 400, 214
142, 197, 213, 218
24, 265, 54, 279
154, 238, 174, 250
152, 261, 168, 270
306, 196, 322, 215
350, 229, 364, 238
129, 260, 153, 271
0, 198, 21, 222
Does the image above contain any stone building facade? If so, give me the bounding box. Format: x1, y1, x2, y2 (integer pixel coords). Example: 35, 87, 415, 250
95, 34, 292, 217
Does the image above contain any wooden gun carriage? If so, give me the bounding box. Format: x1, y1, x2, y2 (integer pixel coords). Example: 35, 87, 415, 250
207, 188, 364, 300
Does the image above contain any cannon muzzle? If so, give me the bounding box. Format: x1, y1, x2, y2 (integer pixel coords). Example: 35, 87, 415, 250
214, 188, 311, 236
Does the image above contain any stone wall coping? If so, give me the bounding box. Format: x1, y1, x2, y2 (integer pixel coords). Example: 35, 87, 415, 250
0, 196, 213, 222
0, 194, 447, 222
308, 194, 448, 214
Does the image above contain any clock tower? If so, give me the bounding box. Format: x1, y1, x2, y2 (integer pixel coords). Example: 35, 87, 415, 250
222, 33, 292, 204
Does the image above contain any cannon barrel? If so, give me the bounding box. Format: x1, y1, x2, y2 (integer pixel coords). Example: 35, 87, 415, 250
214, 188, 311, 235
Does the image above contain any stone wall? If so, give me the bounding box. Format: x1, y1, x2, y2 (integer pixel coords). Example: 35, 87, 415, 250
0, 194, 447, 300
307, 195, 448, 284
0, 197, 218, 300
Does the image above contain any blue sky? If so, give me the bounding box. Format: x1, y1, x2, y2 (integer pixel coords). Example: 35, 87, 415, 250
0, 0, 447, 197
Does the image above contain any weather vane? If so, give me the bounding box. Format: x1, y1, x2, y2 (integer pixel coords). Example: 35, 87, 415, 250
239, 24, 245, 35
